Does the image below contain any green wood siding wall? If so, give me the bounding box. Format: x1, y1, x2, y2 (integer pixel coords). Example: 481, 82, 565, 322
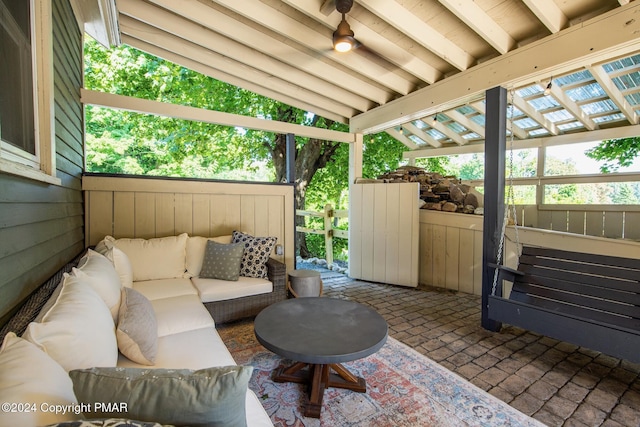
0, 0, 84, 324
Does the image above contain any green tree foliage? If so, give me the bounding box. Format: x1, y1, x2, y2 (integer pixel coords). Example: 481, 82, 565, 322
585, 137, 640, 173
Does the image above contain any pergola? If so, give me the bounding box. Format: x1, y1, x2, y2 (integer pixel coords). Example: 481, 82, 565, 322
74, 0, 640, 160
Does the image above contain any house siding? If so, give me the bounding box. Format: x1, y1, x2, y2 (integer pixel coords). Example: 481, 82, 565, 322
0, 0, 84, 324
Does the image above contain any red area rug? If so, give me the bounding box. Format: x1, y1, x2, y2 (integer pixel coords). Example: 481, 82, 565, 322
219, 321, 544, 427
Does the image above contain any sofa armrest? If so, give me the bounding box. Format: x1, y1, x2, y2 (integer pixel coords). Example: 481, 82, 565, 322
266, 257, 286, 292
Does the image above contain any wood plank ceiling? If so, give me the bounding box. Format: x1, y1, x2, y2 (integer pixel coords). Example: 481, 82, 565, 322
115, 0, 640, 156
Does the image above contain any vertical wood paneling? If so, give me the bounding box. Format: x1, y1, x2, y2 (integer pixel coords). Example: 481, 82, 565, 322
432, 225, 447, 288
134, 193, 156, 238
585, 212, 604, 237
473, 229, 484, 295
445, 227, 460, 290
398, 184, 417, 286
240, 196, 256, 235
83, 176, 296, 273
551, 211, 568, 232
87, 191, 112, 244
458, 229, 475, 294
419, 223, 433, 285
372, 185, 387, 281
192, 194, 210, 236
603, 211, 623, 239
113, 192, 135, 238
360, 185, 375, 281
567, 211, 585, 235
385, 186, 400, 286
174, 193, 193, 235
155, 193, 175, 236
625, 212, 640, 240
349, 184, 363, 279
538, 210, 552, 230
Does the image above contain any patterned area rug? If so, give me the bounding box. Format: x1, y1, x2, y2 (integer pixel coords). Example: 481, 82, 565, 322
218, 321, 545, 427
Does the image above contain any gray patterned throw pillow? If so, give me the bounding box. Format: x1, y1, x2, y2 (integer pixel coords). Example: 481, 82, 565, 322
232, 231, 277, 279
200, 241, 244, 281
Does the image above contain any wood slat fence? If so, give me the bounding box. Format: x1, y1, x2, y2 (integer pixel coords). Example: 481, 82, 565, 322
296, 204, 348, 268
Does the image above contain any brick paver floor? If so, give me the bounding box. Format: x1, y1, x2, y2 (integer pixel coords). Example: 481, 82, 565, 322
317, 268, 640, 427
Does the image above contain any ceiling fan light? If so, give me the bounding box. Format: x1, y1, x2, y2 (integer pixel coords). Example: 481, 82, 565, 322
333, 16, 355, 52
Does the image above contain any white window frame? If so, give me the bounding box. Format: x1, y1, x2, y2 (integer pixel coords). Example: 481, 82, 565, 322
0, 0, 60, 185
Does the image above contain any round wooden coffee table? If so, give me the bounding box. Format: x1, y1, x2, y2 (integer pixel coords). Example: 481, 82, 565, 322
254, 297, 388, 418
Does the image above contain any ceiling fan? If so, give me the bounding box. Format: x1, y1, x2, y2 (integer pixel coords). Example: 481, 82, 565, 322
333, 0, 358, 52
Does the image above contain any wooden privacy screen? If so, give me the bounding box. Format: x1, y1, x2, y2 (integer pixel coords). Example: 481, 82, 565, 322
349, 182, 420, 287
82, 175, 295, 271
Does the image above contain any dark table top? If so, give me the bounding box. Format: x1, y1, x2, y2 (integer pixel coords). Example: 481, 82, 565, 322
254, 297, 388, 364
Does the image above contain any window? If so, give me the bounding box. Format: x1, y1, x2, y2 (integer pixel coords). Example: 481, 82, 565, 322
0, 0, 58, 184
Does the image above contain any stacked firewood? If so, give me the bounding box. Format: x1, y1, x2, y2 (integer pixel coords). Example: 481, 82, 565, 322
376, 166, 483, 215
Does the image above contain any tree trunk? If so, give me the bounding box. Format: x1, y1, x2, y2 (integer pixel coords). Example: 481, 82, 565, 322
266, 107, 341, 259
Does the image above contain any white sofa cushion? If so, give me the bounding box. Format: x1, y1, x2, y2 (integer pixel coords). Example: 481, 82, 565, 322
133, 277, 198, 301
185, 235, 233, 277
0, 333, 78, 427
106, 233, 188, 281
95, 239, 134, 288
117, 326, 235, 369
73, 249, 122, 322
23, 273, 118, 371
192, 276, 273, 303
150, 294, 215, 337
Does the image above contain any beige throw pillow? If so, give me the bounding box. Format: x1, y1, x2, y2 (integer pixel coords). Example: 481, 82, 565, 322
116, 287, 158, 365
73, 249, 122, 322
23, 273, 118, 371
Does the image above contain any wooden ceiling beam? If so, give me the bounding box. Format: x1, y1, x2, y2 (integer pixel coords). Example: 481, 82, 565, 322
546, 83, 598, 131
588, 64, 639, 125
118, 0, 375, 113
522, 0, 568, 34
438, 0, 516, 54
385, 129, 420, 150
401, 123, 443, 148
130, 0, 391, 105
120, 34, 352, 123
282, 0, 443, 84
351, 3, 640, 134
210, 0, 413, 95
357, 0, 475, 71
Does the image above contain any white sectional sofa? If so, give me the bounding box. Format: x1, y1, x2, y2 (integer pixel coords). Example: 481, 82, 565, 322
0, 233, 283, 427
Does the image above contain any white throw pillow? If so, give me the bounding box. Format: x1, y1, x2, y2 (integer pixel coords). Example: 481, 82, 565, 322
73, 249, 122, 322
0, 333, 78, 427
107, 234, 188, 282
95, 238, 134, 288
23, 273, 118, 372
185, 235, 233, 277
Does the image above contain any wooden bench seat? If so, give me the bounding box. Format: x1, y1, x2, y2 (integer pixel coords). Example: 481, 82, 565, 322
488, 246, 640, 364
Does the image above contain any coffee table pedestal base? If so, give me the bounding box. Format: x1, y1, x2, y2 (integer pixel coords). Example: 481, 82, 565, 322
274, 362, 366, 418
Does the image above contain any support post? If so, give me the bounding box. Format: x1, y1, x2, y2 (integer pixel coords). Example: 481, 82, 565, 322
482, 86, 507, 331
324, 204, 334, 268
286, 133, 296, 184
348, 134, 363, 275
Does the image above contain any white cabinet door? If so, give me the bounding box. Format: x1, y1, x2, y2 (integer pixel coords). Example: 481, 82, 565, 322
349, 182, 419, 287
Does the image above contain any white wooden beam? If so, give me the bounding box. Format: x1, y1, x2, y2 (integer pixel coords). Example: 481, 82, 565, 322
438, 0, 516, 54
385, 128, 420, 150
444, 108, 485, 138
351, 3, 640, 134
117, 0, 374, 113
282, 0, 443, 84
429, 118, 468, 145
470, 100, 528, 140
401, 123, 443, 148
357, 0, 475, 71
403, 124, 640, 159
511, 93, 559, 135
588, 64, 639, 125
121, 34, 351, 124
547, 82, 598, 131
522, 0, 568, 34
81, 89, 355, 143
210, 0, 413, 95
137, 0, 391, 105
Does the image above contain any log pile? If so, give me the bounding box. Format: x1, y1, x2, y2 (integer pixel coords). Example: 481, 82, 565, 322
376, 166, 484, 215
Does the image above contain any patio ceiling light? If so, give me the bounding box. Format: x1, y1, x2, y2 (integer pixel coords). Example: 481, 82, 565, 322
333, 14, 356, 52
544, 79, 553, 96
